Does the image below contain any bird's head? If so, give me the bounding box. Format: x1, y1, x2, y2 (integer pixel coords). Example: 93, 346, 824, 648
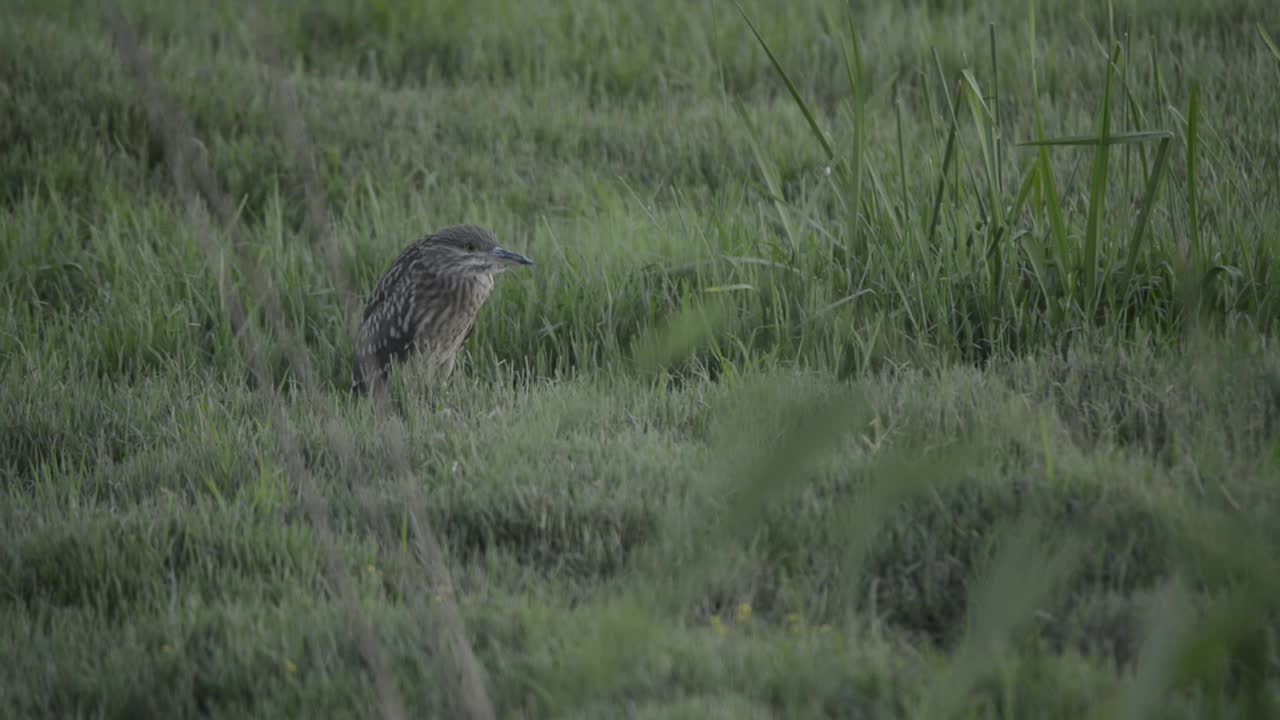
423, 224, 534, 276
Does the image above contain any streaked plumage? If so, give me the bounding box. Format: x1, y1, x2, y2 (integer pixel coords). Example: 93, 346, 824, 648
352, 224, 533, 394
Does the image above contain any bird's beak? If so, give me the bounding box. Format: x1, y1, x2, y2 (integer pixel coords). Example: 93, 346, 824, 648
491, 247, 534, 266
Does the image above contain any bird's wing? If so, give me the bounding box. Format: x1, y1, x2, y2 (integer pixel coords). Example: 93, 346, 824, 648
356, 243, 430, 365
461, 316, 476, 347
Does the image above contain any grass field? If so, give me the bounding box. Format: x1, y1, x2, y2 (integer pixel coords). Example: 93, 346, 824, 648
3, 0, 1280, 717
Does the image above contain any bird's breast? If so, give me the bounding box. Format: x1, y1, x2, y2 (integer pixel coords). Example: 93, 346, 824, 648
412, 274, 493, 355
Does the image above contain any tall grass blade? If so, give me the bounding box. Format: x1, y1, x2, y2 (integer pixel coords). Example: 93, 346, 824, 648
733, 99, 798, 258
1122, 136, 1172, 286
731, 0, 835, 160
1260, 24, 1280, 63
1005, 160, 1040, 230
961, 69, 999, 222
989, 24, 1003, 197
1018, 130, 1171, 147
1027, 0, 1069, 329
841, 14, 867, 244
1186, 83, 1202, 268
1082, 46, 1122, 312
894, 83, 912, 234
927, 83, 963, 249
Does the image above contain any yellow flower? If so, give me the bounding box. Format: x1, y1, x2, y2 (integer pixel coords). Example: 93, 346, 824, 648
160, 644, 175, 655
285, 659, 298, 674
736, 603, 752, 623
710, 615, 727, 636
785, 613, 803, 632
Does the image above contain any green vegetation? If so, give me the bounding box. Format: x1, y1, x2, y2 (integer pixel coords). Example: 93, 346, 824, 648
3, 0, 1278, 716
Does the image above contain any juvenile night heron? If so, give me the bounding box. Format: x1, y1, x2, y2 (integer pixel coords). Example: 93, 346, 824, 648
351, 224, 533, 395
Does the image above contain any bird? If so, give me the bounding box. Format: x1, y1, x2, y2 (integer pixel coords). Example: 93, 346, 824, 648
351, 224, 533, 395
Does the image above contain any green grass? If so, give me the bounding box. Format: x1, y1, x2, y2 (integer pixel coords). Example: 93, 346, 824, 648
3, 0, 1280, 717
